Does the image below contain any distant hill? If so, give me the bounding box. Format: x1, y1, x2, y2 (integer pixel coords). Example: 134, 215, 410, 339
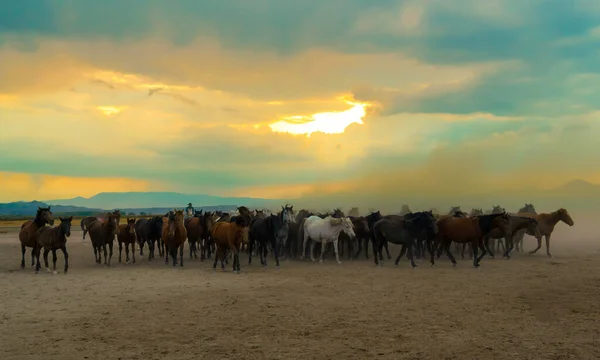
0, 201, 104, 216
44, 192, 287, 210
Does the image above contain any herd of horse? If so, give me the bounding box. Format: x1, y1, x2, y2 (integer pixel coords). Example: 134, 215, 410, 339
16, 203, 574, 274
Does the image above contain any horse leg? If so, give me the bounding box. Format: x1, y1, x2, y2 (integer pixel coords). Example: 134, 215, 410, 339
407, 243, 417, 268
394, 245, 406, 267
473, 240, 483, 267
484, 237, 495, 258
107, 242, 114, 266
164, 244, 169, 264
262, 243, 268, 267
528, 235, 542, 255
318, 241, 328, 263
301, 233, 309, 261
118, 241, 123, 263
189, 240, 194, 260
43, 248, 50, 273
353, 236, 362, 260
504, 235, 514, 259
31, 247, 36, 267
309, 241, 316, 262
544, 234, 552, 258
131, 242, 136, 264
34, 247, 41, 273
383, 240, 392, 260
51, 249, 58, 274
139, 238, 144, 256
20, 244, 26, 269
365, 237, 370, 260
212, 245, 219, 269
461, 243, 467, 259
93, 246, 99, 264
83, 229, 87, 240
61, 245, 69, 273
443, 240, 457, 266
274, 240, 281, 267
125, 242, 131, 263
248, 237, 254, 265
179, 244, 184, 267
333, 239, 342, 265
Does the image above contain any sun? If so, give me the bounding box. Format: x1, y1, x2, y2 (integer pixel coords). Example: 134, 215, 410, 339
269, 98, 370, 137
97, 106, 125, 116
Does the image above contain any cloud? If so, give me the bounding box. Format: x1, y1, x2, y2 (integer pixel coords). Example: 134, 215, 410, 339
0, 171, 158, 202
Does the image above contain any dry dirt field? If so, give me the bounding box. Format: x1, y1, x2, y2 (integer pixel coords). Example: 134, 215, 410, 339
1, 218, 600, 360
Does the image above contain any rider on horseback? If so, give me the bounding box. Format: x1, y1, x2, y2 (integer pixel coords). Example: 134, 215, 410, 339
185, 202, 194, 219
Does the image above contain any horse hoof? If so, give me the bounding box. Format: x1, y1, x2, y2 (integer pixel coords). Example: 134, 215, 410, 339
46, 268, 51, 273
337, 262, 342, 265
53, 270, 57, 275
394, 264, 399, 268
547, 254, 552, 258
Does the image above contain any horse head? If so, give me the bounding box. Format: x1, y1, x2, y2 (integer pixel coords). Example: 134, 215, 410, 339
37, 206, 54, 226
332, 208, 345, 218
126, 218, 136, 235
203, 211, 215, 234
341, 217, 356, 238
492, 205, 505, 214
556, 208, 574, 226
58, 216, 73, 237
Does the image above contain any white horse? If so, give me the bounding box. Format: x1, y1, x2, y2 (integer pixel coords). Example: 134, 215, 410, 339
300, 216, 356, 264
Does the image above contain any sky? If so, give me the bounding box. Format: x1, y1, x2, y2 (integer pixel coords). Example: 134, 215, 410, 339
1, 0, 599, 204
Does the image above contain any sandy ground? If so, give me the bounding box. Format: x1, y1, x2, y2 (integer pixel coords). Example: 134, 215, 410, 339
1, 223, 600, 360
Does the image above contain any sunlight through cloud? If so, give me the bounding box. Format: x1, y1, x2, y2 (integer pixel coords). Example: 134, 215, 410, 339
269, 99, 370, 137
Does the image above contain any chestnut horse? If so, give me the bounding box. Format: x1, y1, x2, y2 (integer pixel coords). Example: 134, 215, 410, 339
117, 218, 137, 264
431, 212, 510, 268
88, 211, 118, 265
162, 209, 187, 266
211, 213, 249, 273
184, 210, 215, 260
35, 216, 71, 274
19, 206, 54, 269
516, 208, 574, 257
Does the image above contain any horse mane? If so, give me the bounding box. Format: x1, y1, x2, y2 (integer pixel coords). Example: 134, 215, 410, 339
329, 217, 343, 226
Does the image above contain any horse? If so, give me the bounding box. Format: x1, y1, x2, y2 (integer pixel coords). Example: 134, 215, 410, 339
299, 216, 356, 264
88, 211, 119, 265
512, 203, 538, 252
117, 218, 137, 264
162, 209, 187, 266
248, 205, 293, 267
515, 208, 574, 257
348, 207, 360, 217
19, 206, 54, 269
185, 210, 215, 260
372, 211, 438, 268
338, 216, 369, 260
211, 215, 248, 273
135, 216, 163, 260
35, 216, 71, 274
487, 216, 542, 258
363, 211, 395, 260
431, 212, 511, 268
81, 210, 121, 240
286, 209, 313, 259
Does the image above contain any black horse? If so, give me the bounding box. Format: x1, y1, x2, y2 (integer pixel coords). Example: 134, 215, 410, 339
248, 212, 287, 267
364, 211, 394, 260
372, 211, 438, 268
135, 216, 164, 260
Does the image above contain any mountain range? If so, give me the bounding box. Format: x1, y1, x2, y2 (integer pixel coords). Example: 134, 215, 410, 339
0, 179, 599, 216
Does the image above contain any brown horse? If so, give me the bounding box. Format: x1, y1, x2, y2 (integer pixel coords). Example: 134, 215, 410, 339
88, 211, 118, 265
35, 216, 71, 274
432, 212, 510, 267
184, 210, 215, 260
81, 210, 121, 240
162, 209, 187, 266
19, 206, 54, 269
211, 216, 248, 273
117, 218, 137, 264
516, 208, 574, 257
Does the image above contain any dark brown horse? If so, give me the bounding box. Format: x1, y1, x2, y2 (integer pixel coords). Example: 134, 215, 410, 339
81, 210, 121, 240
88, 211, 118, 265
35, 216, 71, 274
162, 209, 187, 266
184, 210, 215, 260
431, 212, 510, 267
211, 215, 248, 273
117, 218, 137, 264
19, 206, 54, 269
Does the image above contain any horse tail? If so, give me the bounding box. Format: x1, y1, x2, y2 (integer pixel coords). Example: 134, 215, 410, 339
298, 218, 307, 257
80, 219, 86, 231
